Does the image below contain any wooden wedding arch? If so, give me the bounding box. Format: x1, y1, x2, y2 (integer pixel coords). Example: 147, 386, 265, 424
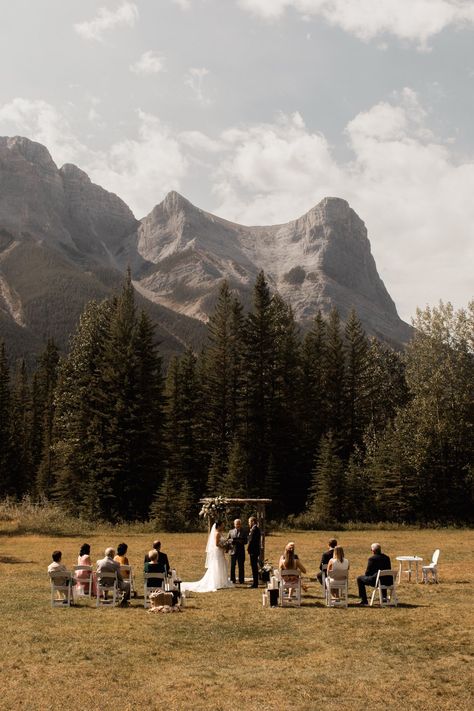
199, 498, 272, 561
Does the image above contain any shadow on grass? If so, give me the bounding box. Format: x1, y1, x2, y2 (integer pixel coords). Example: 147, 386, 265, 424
0, 555, 36, 564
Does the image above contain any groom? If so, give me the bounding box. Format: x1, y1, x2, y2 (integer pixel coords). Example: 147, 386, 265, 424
228, 518, 248, 584
247, 516, 261, 588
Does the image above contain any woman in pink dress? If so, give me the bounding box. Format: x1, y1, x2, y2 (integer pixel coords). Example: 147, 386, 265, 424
76, 543, 97, 596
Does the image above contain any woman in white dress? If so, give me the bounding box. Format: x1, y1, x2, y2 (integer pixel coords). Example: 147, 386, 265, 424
326, 545, 349, 599
182, 521, 234, 593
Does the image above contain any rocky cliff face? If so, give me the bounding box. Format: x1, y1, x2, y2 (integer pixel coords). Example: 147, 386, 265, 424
131, 191, 412, 345
0, 135, 412, 364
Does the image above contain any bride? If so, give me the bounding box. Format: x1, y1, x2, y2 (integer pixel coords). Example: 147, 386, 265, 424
182, 520, 234, 593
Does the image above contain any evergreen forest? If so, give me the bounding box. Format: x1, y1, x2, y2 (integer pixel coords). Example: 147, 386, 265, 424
0, 272, 472, 528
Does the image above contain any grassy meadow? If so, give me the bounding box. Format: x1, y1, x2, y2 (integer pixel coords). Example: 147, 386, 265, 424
0, 527, 473, 711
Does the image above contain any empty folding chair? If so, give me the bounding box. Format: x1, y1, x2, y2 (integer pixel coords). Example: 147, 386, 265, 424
422, 549, 440, 583
370, 569, 399, 607
96, 571, 118, 607
49, 570, 73, 607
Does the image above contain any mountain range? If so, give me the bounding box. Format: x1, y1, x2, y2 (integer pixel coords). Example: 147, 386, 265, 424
0, 135, 412, 364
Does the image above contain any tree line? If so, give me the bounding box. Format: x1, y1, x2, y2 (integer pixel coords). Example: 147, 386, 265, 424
0, 272, 472, 527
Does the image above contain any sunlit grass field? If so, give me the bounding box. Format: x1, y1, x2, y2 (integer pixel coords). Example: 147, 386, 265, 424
0, 528, 473, 711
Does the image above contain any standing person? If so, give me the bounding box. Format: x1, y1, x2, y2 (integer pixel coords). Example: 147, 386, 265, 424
357, 543, 391, 606
247, 516, 261, 588
228, 518, 248, 584
181, 521, 233, 593
316, 538, 337, 584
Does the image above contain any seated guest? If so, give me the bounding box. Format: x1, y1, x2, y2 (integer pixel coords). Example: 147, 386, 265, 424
326, 545, 349, 599
144, 549, 166, 588
96, 548, 130, 607
317, 538, 337, 584
48, 550, 69, 587
144, 540, 171, 576
114, 543, 130, 580
279, 542, 306, 600
76, 543, 96, 596
357, 542, 391, 606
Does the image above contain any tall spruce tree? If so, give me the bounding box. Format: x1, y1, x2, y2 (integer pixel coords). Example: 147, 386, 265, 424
33, 339, 60, 497
300, 311, 327, 473
202, 281, 245, 478
344, 310, 370, 455
324, 309, 346, 451
0, 342, 14, 496
242, 271, 275, 494
307, 432, 344, 524
10, 360, 33, 496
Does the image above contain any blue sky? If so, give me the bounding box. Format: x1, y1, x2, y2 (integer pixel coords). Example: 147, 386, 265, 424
0, 0, 473, 319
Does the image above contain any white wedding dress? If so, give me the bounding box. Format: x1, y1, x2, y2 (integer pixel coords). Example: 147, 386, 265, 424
182, 524, 234, 593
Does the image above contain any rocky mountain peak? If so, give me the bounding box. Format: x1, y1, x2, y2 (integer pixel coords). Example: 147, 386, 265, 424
59, 163, 91, 183
161, 190, 195, 215
2, 135, 58, 172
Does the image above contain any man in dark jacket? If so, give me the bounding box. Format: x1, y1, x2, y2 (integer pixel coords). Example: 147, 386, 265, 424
247, 517, 261, 588
357, 543, 392, 605
316, 538, 337, 584
144, 540, 171, 576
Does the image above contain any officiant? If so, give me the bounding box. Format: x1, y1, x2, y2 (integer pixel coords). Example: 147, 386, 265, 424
227, 519, 248, 584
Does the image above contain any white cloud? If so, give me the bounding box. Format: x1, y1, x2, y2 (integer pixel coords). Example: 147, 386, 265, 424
90, 111, 188, 217
74, 1, 138, 42
130, 50, 166, 75
0, 92, 472, 318
0, 97, 90, 165
184, 67, 212, 106
238, 0, 474, 49
173, 0, 192, 8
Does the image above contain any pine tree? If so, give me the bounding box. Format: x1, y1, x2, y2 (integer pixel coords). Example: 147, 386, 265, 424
344, 310, 369, 455
33, 339, 60, 497
202, 282, 244, 470
10, 360, 33, 496
324, 309, 346, 450
150, 473, 177, 531
242, 271, 275, 494
344, 449, 374, 522
307, 433, 344, 524
0, 342, 14, 496
300, 310, 327, 471
222, 437, 249, 497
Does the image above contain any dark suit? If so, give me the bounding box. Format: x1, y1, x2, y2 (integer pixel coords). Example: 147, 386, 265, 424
228, 527, 248, 583
357, 552, 392, 603
247, 524, 261, 587
316, 548, 335, 584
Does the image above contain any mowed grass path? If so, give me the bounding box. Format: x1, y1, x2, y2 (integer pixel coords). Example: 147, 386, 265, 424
0, 529, 473, 711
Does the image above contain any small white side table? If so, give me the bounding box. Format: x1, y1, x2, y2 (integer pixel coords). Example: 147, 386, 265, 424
396, 555, 423, 583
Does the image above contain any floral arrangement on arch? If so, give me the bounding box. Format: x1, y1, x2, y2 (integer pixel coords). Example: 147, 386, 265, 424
199, 496, 229, 520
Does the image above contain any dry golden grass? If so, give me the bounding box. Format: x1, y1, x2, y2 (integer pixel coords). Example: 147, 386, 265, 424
0, 529, 473, 711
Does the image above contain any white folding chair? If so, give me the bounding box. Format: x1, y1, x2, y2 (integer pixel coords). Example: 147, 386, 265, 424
49, 571, 73, 607
325, 573, 348, 608
73, 565, 93, 600
144, 572, 166, 609
370, 569, 399, 607
320, 564, 328, 598
422, 550, 440, 583
96, 571, 118, 607
120, 565, 136, 598
279, 569, 302, 607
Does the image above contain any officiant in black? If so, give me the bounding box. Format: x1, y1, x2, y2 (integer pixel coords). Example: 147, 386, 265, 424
227, 518, 248, 584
